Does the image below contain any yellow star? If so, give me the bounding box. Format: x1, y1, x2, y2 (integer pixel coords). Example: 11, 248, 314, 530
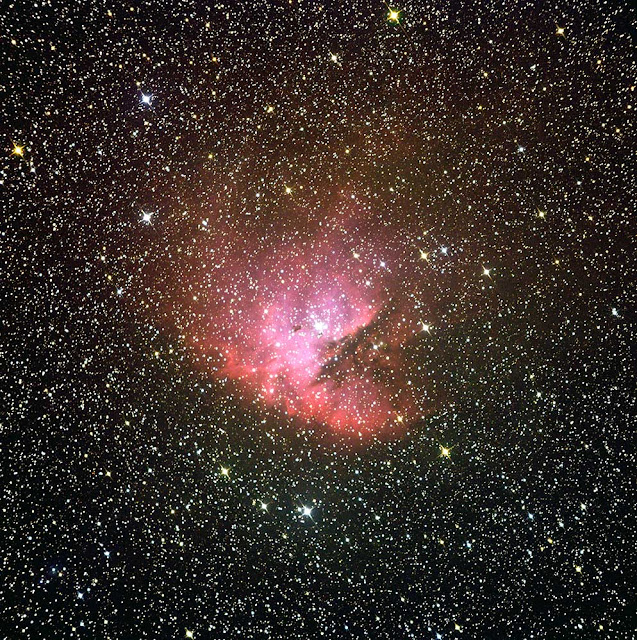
440, 446, 451, 458
11, 143, 24, 157
387, 8, 401, 23
556, 25, 565, 37
220, 466, 230, 476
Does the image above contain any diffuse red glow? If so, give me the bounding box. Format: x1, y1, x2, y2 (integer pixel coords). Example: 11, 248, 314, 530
173, 197, 427, 436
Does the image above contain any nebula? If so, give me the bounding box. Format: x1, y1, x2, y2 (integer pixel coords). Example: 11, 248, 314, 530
167, 195, 432, 436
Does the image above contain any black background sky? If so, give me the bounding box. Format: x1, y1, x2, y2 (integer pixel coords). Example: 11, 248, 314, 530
1, 1, 636, 638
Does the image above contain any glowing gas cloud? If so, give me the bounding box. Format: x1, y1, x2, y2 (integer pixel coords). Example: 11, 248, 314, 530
167, 195, 443, 436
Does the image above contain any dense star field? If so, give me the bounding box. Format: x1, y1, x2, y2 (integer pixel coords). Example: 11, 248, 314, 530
1, 0, 636, 638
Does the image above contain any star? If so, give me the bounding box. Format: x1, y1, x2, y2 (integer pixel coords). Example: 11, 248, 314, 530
141, 93, 152, 105
300, 505, 312, 517
440, 446, 451, 458
220, 466, 230, 476
142, 211, 153, 223
313, 320, 327, 335
556, 25, 565, 37
11, 143, 24, 157
387, 8, 401, 23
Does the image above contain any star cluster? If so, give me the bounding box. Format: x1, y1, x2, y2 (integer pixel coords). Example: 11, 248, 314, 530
1, 1, 636, 638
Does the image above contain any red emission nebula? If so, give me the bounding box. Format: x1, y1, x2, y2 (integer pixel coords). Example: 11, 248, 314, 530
165, 195, 457, 437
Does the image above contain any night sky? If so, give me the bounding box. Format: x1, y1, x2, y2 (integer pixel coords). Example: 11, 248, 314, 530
2, 1, 636, 638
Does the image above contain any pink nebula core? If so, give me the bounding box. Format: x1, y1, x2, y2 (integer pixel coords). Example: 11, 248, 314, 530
175, 198, 423, 435
220, 277, 394, 434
